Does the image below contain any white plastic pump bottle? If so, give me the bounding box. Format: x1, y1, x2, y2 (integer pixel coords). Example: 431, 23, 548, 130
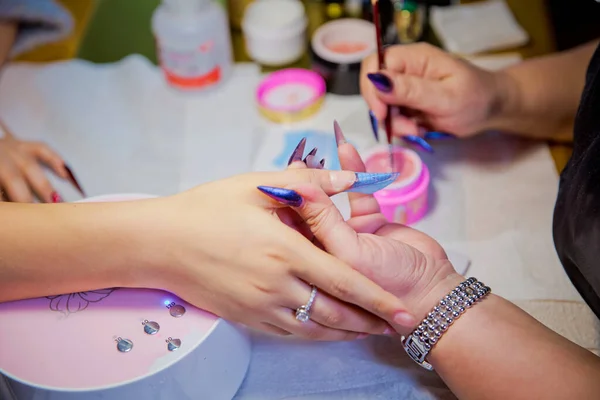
152, 0, 233, 92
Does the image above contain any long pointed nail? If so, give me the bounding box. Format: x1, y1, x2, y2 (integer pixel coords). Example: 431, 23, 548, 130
51, 191, 63, 203
257, 186, 303, 207
333, 120, 346, 146
403, 135, 434, 153
319, 158, 325, 169
64, 164, 85, 197
347, 172, 398, 194
424, 131, 456, 140
287, 137, 307, 165
305, 155, 318, 168
303, 147, 317, 163
367, 73, 393, 93
369, 110, 379, 141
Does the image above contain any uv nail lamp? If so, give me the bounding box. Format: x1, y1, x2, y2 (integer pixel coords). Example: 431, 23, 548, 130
0, 194, 251, 400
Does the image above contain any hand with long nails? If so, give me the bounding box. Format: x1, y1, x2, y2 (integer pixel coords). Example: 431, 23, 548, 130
258, 121, 460, 336
361, 43, 504, 139
0, 126, 70, 203
143, 166, 409, 341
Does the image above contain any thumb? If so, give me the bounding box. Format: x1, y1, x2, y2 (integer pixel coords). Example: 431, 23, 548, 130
290, 183, 361, 259
367, 71, 448, 115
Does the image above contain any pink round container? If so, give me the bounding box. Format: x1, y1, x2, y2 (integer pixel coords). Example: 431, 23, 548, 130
363, 146, 430, 225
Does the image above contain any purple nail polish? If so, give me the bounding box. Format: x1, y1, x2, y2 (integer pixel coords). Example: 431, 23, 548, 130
303, 147, 318, 163
403, 135, 434, 153
287, 137, 307, 165
257, 186, 303, 207
367, 73, 393, 93
64, 164, 85, 197
369, 110, 379, 141
346, 172, 398, 194
424, 131, 456, 140
305, 155, 318, 168
333, 120, 347, 146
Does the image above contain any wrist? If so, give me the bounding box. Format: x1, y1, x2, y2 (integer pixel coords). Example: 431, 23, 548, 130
69, 199, 163, 289
413, 270, 465, 324
480, 69, 524, 133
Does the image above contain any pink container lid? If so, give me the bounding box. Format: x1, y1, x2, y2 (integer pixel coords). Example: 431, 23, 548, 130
256, 68, 326, 113
363, 146, 428, 201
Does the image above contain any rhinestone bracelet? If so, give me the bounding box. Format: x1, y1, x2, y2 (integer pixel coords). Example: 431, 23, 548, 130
401, 277, 491, 371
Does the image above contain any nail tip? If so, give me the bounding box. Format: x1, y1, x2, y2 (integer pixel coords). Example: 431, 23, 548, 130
256, 186, 303, 207
368, 110, 379, 141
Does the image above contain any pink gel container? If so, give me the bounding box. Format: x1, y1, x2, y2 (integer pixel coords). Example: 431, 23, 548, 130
363, 145, 430, 225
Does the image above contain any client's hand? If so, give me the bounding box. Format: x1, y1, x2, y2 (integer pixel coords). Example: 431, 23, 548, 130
0, 124, 68, 202
146, 168, 410, 341
276, 122, 461, 332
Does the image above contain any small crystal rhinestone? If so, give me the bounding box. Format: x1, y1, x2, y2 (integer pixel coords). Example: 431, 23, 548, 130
295, 307, 310, 322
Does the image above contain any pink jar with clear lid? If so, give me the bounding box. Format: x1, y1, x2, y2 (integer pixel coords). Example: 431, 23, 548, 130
362, 145, 430, 225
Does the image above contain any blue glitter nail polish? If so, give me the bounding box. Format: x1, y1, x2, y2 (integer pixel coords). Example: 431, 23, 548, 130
424, 131, 455, 140
403, 135, 434, 153
346, 172, 399, 194
257, 186, 303, 207
369, 110, 379, 141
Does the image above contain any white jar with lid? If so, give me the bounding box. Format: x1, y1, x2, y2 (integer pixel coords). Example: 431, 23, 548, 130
152, 0, 233, 92
242, 0, 308, 66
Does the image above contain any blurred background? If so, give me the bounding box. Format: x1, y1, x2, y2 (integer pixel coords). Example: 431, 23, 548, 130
16, 0, 599, 171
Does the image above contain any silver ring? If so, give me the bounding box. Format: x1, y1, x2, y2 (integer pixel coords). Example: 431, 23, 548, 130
295, 285, 317, 323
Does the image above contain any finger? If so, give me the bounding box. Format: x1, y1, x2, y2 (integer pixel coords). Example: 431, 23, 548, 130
284, 280, 390, 334
272, 307, 363, 341
392, 115, 420, 137
283, 222, 415, 328
334, 121, 382, 218
20, 161, 57, 203
251, 169, 397, 209
0, 168, 33, 202
368, 71, 450, 113
25, 142, 68, 179
361, 53, 389, 121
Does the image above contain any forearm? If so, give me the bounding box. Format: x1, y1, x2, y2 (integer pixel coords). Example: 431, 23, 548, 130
0, 201, 158, 303
420, 275, 600, 399
488, 40, 599, 141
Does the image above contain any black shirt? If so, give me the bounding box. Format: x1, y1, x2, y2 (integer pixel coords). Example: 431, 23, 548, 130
553, 43, 600, 319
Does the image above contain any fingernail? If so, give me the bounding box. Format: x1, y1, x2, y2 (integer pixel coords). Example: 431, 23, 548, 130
64, 164, 85, 197
367, 73, 393, 93
403, 135, 434, 153
333, 120, 347, 146
305, 155, 318, 168
287, 137, 307, 166
257, 186, 303, 207
383, 327, 395, 335
303, 147, 318, 163
346, 172, 398, 194
424, 131, 456, 140
51, 191, 63, 203
357, 333, 369, 340
319, 158, 325, 169
369, 110, 379, 141
393, 311, 417, 327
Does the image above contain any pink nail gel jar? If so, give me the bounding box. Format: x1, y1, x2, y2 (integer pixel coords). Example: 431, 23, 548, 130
363, 146, 430, 225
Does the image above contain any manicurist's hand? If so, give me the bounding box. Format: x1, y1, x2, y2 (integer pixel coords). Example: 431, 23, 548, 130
361, 43, 507, 138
